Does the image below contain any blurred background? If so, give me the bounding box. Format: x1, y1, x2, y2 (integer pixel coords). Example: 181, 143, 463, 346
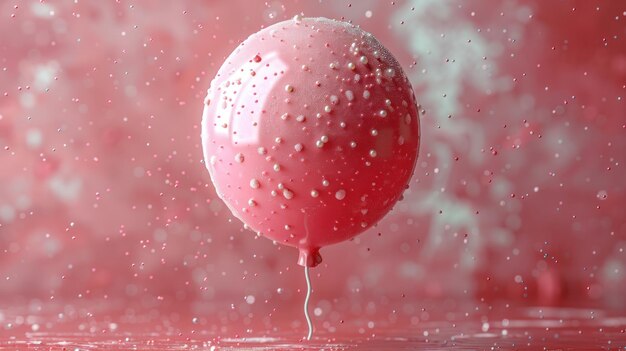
0, 0, 625, 331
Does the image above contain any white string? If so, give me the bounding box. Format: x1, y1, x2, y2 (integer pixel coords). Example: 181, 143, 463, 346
304, 265, 313, 340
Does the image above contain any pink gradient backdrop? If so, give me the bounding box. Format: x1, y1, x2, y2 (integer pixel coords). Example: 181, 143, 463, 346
1, 0, 625, 321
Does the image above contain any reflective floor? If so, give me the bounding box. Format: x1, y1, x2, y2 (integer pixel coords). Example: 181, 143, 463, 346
1, 301, 624, 350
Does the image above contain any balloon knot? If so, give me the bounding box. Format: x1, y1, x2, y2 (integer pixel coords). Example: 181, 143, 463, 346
298, 248, 322, 267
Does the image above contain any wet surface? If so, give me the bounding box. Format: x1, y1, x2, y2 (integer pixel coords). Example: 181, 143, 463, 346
1, 302, 624, 350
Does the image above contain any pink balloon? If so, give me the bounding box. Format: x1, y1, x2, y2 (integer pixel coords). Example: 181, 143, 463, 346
202, 17, 420, 267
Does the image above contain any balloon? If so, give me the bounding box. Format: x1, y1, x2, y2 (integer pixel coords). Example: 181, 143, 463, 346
202, 17, 420, 267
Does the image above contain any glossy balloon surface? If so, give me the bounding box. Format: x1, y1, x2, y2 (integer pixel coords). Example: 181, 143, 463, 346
202, 17, 420, 266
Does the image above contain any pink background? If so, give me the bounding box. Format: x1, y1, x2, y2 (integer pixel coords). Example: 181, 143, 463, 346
1, 0, 625, 322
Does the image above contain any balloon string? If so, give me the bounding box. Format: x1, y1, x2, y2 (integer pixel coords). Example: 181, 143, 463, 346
304, 265, 313, 340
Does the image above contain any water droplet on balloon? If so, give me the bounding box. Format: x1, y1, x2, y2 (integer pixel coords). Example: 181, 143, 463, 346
340, 90, 353, 103
283, 189, 294, 200
335, 189, 346, 200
